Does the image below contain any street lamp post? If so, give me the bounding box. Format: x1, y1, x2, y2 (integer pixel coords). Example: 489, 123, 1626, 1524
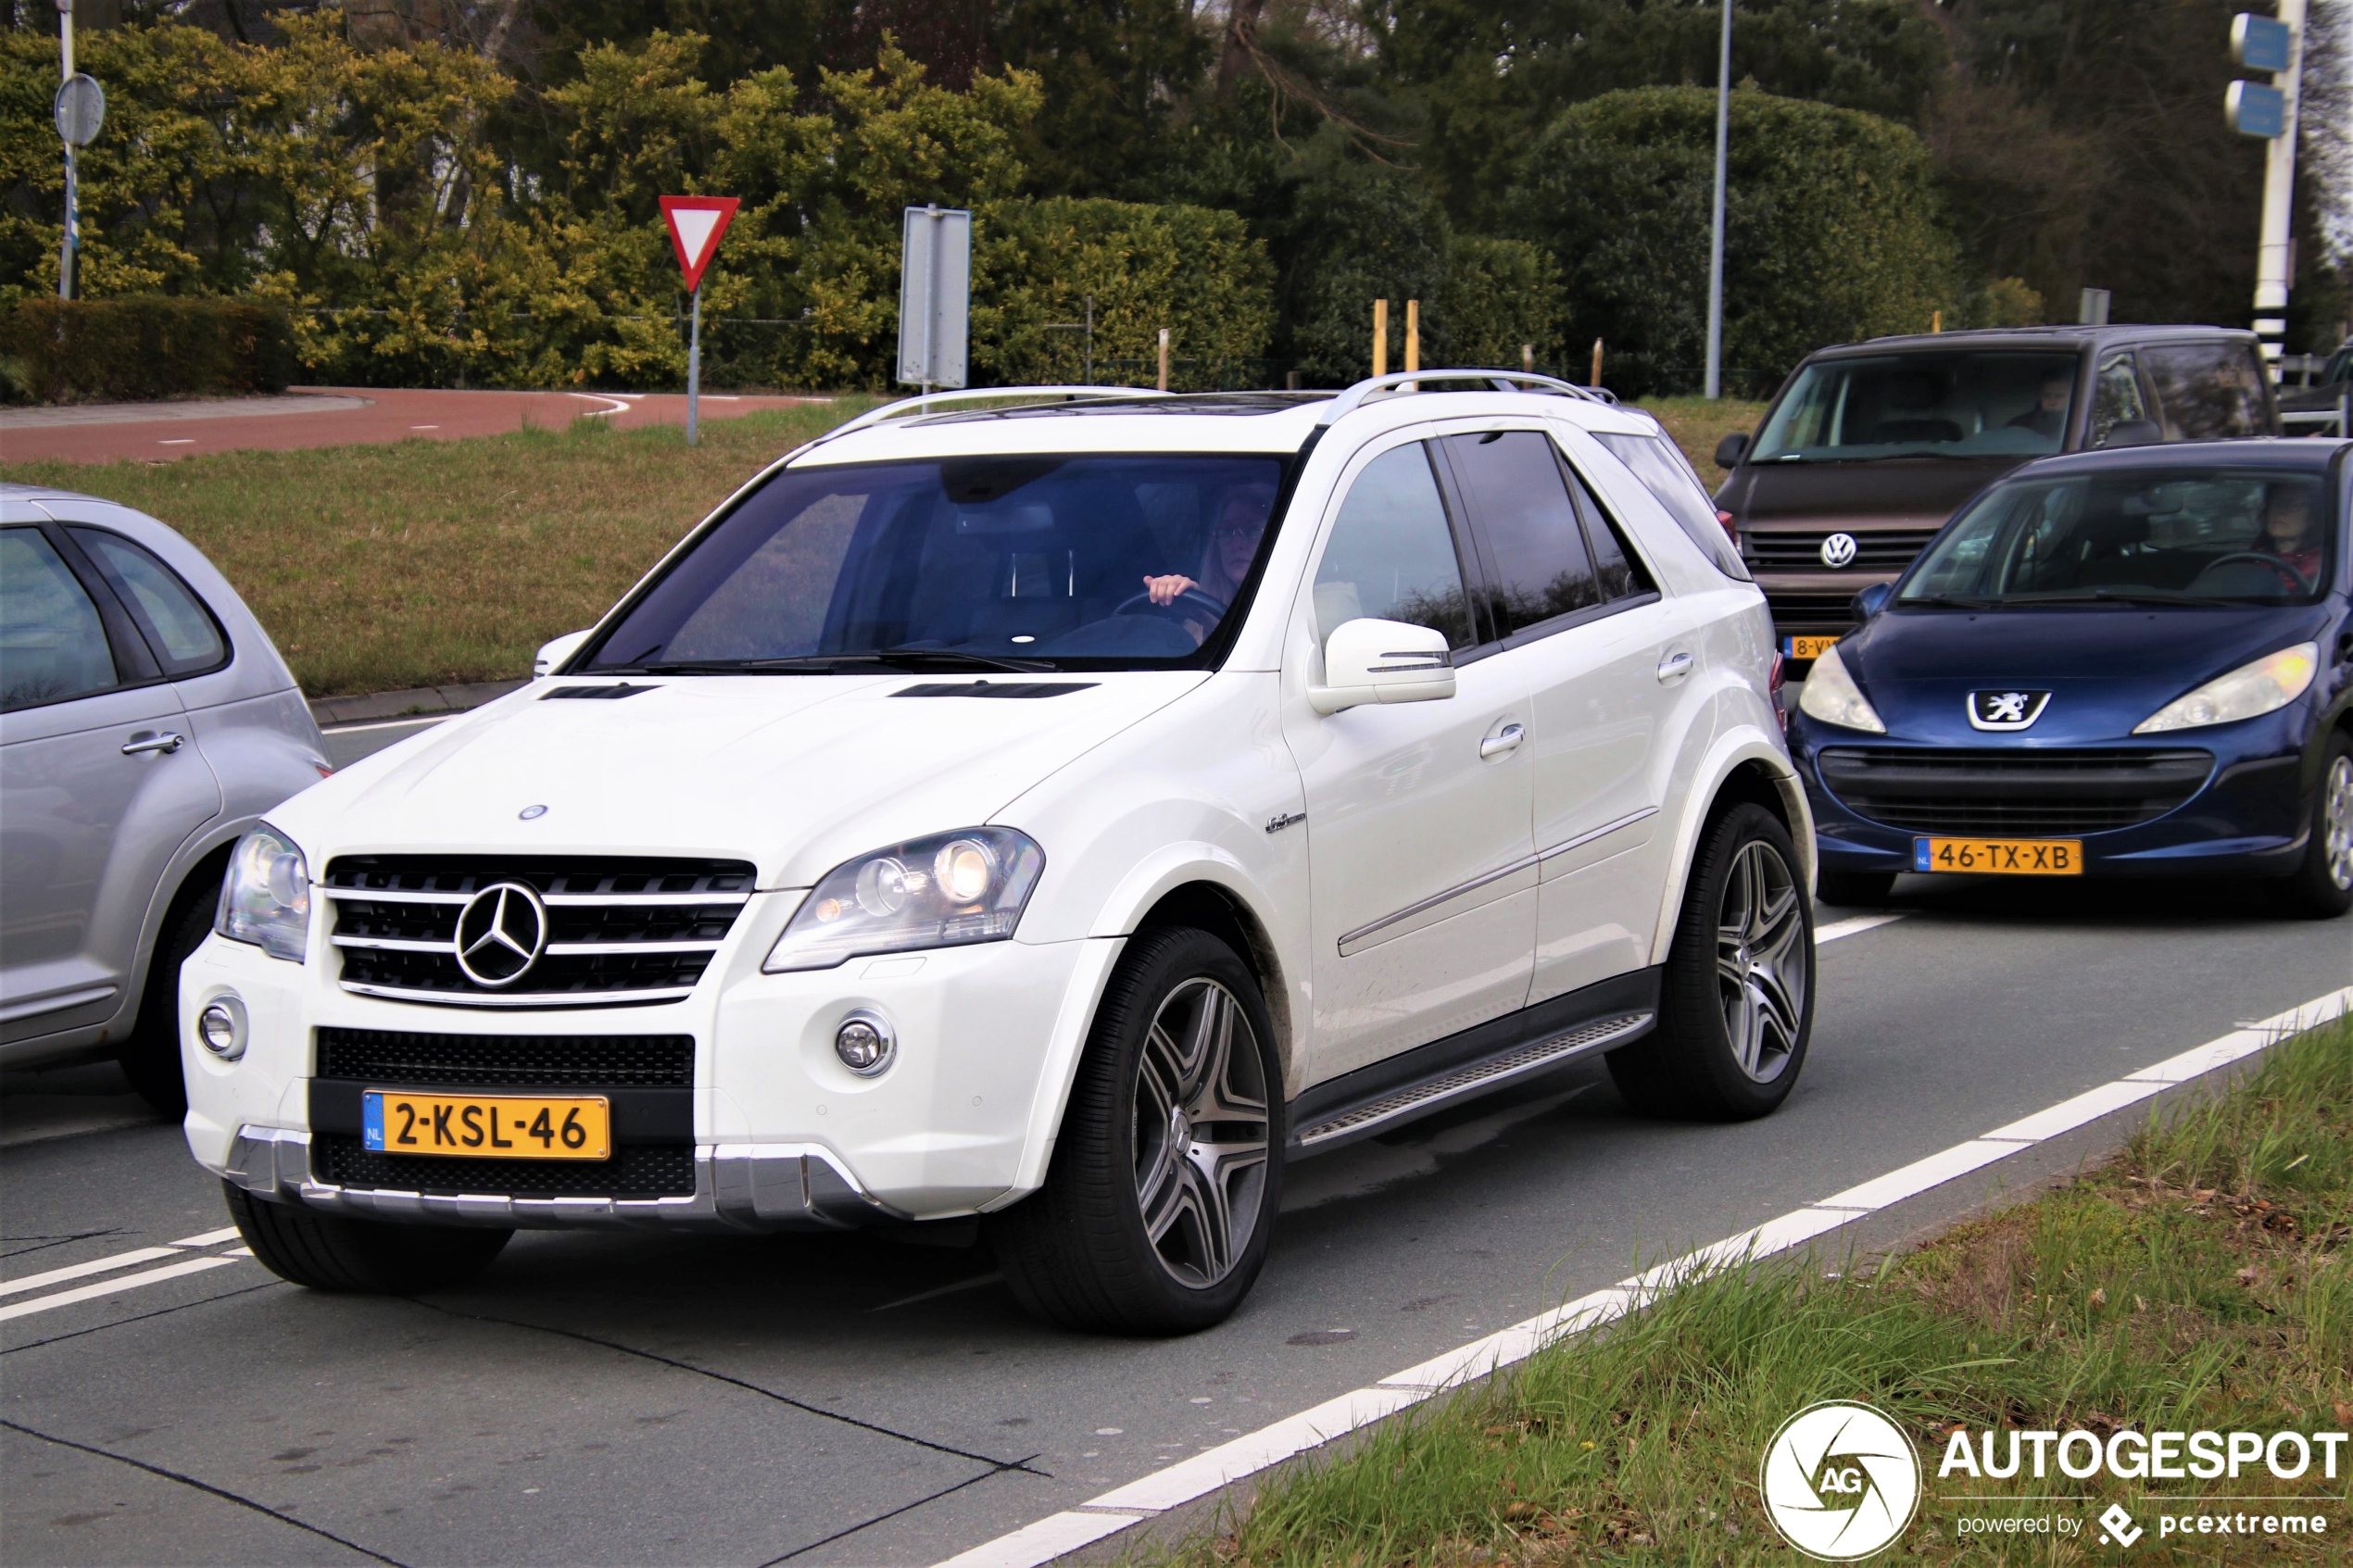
1704, 0, 1731, 400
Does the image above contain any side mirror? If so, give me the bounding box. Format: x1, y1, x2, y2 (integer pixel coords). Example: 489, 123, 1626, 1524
534, 629, 591, 677
2102, 419, 2162, 449
1308, 618, 1456, 715
1852, 583, 1893, 622
1714, 431, 1750, 470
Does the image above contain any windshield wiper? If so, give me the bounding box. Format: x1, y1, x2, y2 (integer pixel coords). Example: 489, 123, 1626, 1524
874, 646, 1057, 673
610, 649, 1057, 676
2017, 589, 2225, 608
1898, 595, 2003, 609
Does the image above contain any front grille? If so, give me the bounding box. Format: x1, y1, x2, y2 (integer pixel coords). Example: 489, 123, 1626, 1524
315, 1135, 696, 1198
316, 1027, 694, 1086
1746, 529, 1940, 572
323, 856, 755, 1009
1818, 747, 2213, 835
1760, 591, 1870, 628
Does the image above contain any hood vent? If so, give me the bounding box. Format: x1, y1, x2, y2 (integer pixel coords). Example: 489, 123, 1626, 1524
540, 684, 659, 701
892, 681, 1099, 699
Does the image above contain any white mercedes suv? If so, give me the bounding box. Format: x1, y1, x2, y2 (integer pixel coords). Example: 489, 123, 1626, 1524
184, 373, 1815, 1333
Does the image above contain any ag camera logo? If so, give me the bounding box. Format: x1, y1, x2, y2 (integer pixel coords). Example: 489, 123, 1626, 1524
1762, 1400, 1923, 1560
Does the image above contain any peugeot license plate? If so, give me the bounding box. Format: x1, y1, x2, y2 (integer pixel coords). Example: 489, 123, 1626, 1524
1912, 837, 2082, 876
1784, 634, 1840, 660
362, 1091, 610, 1160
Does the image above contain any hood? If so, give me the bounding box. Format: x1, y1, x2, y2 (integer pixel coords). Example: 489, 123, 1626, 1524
1729, 456, 2025, 529
279, 672, 1206, 885
1837, 604, 2331, 745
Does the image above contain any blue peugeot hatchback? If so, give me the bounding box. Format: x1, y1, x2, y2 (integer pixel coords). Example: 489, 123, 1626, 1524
1789, 438, 2351, 917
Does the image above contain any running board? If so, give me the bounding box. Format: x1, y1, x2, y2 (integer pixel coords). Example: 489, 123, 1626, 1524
1290, 1010, 1654, 1155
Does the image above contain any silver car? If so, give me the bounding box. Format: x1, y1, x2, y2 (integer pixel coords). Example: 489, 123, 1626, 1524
2, 484, 327, 1112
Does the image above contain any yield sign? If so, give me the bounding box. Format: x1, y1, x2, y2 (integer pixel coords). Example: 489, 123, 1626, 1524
659, 195, 739, 292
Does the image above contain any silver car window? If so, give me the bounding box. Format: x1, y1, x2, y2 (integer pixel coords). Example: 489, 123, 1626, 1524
1313, 444, 1474, 650
1592, 431, 1750, 581
1, 528, 119, 712
68, 528, 227, 676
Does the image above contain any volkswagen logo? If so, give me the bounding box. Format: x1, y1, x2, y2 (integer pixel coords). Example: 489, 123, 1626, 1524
1819, 533, 1859, 570
452, 882, 548, 986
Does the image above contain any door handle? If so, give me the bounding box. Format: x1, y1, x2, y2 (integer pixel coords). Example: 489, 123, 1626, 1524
121, 731, 184, 757
1479, 722, 1526, 759
1656, 650, 1694, 684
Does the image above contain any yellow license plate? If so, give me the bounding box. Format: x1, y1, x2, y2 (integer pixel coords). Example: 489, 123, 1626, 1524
1785, 634, 1841, 660
362, 1091, 610, 1160
1912, 836, 2083, 875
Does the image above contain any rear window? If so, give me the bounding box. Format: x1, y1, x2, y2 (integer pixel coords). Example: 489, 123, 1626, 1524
1593, 432, 1749, 580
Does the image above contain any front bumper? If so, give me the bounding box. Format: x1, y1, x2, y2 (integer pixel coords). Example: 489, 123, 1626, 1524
183, 900, 1114, 1230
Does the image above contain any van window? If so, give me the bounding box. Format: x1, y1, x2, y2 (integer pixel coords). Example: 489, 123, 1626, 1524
1314, 445, 1474, 649
2091, 353, 2147, 446
1751, 351, 2079, 462
2142, 343, 2271, 440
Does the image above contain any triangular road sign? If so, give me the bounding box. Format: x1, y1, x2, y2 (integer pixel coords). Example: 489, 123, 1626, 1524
659, 195, 740, 292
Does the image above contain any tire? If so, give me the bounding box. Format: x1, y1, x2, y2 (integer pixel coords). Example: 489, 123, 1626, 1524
1609, 803, 1816, 1121
120, 875, 220, 1118
1817, 869, 1895, 908
2271, 732, 2353, 920
223, 1181, 511, 1294
989, 927, 1282, 1335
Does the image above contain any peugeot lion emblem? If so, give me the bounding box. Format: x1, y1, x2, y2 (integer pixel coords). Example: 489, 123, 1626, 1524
1818, 533, 1859, 570
453, 882, 548, 986
1968, 690, 2052, 732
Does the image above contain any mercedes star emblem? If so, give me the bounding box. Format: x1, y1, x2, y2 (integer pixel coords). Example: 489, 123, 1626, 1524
1819, 532, 1859, 570
453, 882, 548, 986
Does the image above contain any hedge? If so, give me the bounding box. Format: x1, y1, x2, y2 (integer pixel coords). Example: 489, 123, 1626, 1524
3, 296, 296, 404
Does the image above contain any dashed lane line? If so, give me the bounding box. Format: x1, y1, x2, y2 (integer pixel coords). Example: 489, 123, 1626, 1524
0, 1247, 180, 1298
931, 982, 2352, 1568
0, 1255, 245, 1323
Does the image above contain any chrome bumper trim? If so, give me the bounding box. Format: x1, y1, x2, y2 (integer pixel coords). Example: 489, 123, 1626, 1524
223, 1124, 910, 1232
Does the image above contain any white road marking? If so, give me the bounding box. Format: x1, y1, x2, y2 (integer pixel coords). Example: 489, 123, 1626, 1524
566, 394, 633, 418
320, 714, 449, 736
1815, 911, 1907, 944
0, 1247, 178, 1298
928, 982, 2353, 1568
157, 438, 195, 445
170, 1227, 242, 1248
0, 1255, 242, 1323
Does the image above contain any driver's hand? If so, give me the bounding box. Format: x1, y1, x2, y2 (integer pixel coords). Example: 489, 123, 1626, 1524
1144, 574, 1197, 606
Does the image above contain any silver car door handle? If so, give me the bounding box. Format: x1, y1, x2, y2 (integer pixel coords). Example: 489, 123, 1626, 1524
1479, 722, 1526, 759
121, 732, 184, 757
1656, 651, 1694, 684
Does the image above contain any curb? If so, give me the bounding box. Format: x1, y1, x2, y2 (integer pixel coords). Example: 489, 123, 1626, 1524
307, 677, 528, 729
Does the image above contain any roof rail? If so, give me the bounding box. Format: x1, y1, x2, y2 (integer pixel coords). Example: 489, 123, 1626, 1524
802, 385, 1160, 450
1315, 370, 1617, 426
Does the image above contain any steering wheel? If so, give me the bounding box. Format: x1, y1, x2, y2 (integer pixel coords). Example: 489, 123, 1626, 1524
2192, 551, 2312, 595
1114, 586, 1229, 622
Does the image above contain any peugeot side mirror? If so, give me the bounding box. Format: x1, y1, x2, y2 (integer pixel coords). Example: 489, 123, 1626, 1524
1852, 583, 1893, 621
1309, 619, 1456, 715
2102, 420, 2162, 449
534, 629, 592, 677
1714, 431, 1751, 470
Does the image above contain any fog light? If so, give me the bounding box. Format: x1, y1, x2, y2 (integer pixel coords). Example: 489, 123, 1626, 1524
196, 997, 246, 1060
834, 1011, 895, 1076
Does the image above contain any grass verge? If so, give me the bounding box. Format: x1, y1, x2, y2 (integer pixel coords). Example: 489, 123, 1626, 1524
0, 400, 871, 696
1630, 397, 1770, 481
1169, 1018, 2352, 1565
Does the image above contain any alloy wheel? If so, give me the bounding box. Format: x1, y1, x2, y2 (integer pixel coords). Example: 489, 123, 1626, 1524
2324, 754, 2353, 892
1131, 977, 1270, 1288
1716, 839, 1807, 1083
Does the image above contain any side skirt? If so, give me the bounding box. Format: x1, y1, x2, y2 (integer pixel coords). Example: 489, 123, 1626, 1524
1284, 967, 1660, 1158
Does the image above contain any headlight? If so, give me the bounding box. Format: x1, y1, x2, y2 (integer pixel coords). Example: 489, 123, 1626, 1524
216, 822, 310, 962
2133, 643, 2319, 734
763, 827, 1044, 973
1796, 646, 1887, 734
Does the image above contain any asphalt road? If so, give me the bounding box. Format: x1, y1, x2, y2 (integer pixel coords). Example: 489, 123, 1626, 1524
6, 734, 2348, 1565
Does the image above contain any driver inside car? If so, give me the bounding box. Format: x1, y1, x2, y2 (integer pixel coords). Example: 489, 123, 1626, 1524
1140, 482, 1277, 643
2261, 483, 2323, 585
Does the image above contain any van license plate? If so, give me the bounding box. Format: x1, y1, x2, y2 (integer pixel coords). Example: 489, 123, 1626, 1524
1784, 635, 1840, 660
1912, 837, 2082, 875
362, 1091, 610, 1160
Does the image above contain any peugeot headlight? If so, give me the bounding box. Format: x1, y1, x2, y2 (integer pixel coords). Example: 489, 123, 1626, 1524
763, 828, 1045, 973
2133, 643, 2319, 734
1796, 645, 1887, 734
217, 822, 310, 962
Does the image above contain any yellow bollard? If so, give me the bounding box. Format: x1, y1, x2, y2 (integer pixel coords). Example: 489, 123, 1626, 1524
1405, 300, 1420, 375
1372, 299, 1389, 378
1157, 328, 1170, 392
1591, 338, 1604, 388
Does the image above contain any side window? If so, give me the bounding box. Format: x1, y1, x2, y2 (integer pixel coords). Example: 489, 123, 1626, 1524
2141, 343, 2270, 440
1559, 455, 1657, 602
1, 528, 120, 711
2091, 354, 2146, 446
67, 528, 227, 676
1313, 445, 1474, 650
1592, 431, 1749, 580
1440, 431, 1600, 637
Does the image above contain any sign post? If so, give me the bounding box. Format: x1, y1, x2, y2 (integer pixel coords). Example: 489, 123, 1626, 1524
658, 194, 739, 445
897, 207, 971, 397
2225, 6, 2305, 370
52, 1, 104, 301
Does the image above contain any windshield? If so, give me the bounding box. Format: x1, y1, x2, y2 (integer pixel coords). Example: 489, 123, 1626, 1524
1899, 468, 2333, 607
583, 454, 1289, 673
1751, 351, 2080, 463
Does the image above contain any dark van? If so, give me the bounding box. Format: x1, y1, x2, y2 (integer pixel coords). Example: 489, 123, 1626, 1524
1712, 325, 2278, 661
